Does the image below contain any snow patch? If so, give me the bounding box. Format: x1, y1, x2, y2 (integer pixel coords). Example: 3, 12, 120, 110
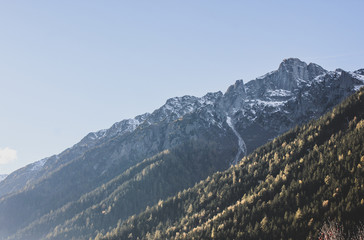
313, 73, 327, 83
226, 116, 247, 165
31, 158, 48, 171
86, 115, 147, 143
354, 85, 363, 91
0, 174, 7, 182
199, 98, 215, 106
350, 72, 364, 82
126, 118, 141, 132
348, 71, 364, 92
327, 71, 342, 78
266, 89, 292, 97
89, 129, 107, 140
256, 99, 285, 107
162, 96, 199, 119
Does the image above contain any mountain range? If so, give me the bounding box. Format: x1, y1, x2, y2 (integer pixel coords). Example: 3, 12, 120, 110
100, 80, 364, 240
0, 58, 363, 240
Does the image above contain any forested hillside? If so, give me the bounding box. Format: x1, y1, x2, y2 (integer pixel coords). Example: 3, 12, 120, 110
99, 88, 364, 240
7, 134, 236, 240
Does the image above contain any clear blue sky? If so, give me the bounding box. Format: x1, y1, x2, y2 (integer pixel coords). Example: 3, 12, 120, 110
1, 1, 363, 174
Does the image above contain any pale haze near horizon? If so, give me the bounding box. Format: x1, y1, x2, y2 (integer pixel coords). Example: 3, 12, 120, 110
1, 1, 363, 174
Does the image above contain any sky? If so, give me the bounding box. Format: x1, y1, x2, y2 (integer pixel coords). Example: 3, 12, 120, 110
0, 1, 364, 174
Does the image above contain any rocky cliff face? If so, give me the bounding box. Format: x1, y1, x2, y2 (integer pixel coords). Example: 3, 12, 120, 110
227, 58, 363, 156
0, 58, 363, 239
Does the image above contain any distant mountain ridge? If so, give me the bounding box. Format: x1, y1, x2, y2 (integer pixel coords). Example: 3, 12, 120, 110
0, 58, 363, 240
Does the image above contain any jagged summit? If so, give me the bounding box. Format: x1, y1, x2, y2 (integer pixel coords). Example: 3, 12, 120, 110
225, 79, 245, 95
307, 62, 327, 78
245, 58, 328, 98
278, 57, 307, 69
354, 69, 364, 75
274, 58, 326, 90
278, 58, 325, 74
222, 79, 246, 114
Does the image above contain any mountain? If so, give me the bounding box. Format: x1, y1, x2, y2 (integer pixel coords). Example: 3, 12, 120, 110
2, 58, 362, 199
99, 86, 364, 240
0, 58, 363, 240
0, 113, 150, 198
0, 175, 7, 183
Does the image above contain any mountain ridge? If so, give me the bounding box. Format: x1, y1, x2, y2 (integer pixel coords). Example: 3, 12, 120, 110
2, 58, 363, 197
0, 58, 363, 240
99, 86, 364, 240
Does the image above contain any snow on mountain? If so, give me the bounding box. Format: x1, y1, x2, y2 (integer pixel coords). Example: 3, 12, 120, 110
1, 58, 363, 198
0, 175, 7, 182
349, 70, 364, 91
146, 92, 222, 124
82, 112, 151, 143
266, 89, 293, 97
30, 158, 49, 171
226, 116, 247, 165
28, 57, 364, 172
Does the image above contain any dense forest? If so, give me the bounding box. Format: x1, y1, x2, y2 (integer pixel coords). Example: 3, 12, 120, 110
98, 87, 364, 240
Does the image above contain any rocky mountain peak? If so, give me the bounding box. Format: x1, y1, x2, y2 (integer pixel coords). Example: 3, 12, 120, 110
225, 80, 245, 94
276, 58, 309, 90
201, 91, 223, 104
338, 70, 364, 90
354, 69, 364, 75
272, 58, 326, 91
165, 95, 197, 106
279, 57, 307, 68
307, 62, 327, 79
221, 79, 246, 114
245, 58, 327, 98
